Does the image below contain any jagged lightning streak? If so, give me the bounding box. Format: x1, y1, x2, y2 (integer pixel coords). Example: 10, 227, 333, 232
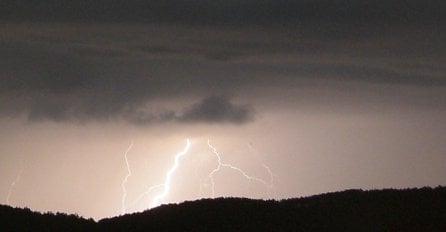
127, 184, 164, 209
247, 142, 277, 197
121, 142, 134, 214
150, 139, 191, 208
6, 167, 24, 205
207, 140, 222, 198
261, 164, 277, 198
207, 139, 269, 198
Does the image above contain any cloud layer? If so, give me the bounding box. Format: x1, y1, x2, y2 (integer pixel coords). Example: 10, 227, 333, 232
1, 0, 444, 27
0, 1, 444, 125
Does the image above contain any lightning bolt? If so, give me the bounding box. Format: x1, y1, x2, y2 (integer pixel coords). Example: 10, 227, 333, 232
261, 164, 276, 197
120, 138, 273, 214
127, 184, 164, 210
247, 142, 278, 197
207, 139, 222, 198
121, 142, 134, 215
6, 166, 24, 205
207, 139, 270, 198
150, 139, 191, 208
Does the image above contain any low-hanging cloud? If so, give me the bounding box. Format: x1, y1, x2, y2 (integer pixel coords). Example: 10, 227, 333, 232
179, 95, 254, 124
1, 89, 255, 125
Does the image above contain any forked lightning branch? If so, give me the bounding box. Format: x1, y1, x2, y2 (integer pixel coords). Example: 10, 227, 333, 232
120, 138, 275, 215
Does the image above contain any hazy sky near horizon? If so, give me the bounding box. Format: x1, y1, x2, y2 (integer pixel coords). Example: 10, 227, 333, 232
1, 0, 445, 220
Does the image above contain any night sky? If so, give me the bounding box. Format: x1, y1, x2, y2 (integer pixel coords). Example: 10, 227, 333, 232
1, 0, 445, 219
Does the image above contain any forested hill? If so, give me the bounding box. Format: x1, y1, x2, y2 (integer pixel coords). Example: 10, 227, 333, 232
0, 204, 95, 231
2, 186, 446, 231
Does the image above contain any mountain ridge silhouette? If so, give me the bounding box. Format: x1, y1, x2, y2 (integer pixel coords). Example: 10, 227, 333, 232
1, 186, 445, 231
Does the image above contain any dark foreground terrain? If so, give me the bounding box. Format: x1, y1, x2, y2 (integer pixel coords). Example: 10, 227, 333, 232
1, 186, 445, 231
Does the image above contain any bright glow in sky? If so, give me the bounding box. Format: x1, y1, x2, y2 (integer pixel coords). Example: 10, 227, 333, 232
2, 105, 445, 220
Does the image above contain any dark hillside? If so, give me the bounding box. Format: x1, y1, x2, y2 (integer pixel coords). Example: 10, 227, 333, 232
0, 204, 95, 231
99, 187, 446, 232
1, 186, 445, 231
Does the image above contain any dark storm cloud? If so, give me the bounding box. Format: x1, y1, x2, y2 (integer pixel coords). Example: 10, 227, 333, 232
125, 96, 254, 125
22, 94, 253, 125
0, 1, 445, 124
1, 0, 444, 27
0, 39, 256, 124
0, 24, 445, 125
1, 1, 445, 51
179, 96, 254, 124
